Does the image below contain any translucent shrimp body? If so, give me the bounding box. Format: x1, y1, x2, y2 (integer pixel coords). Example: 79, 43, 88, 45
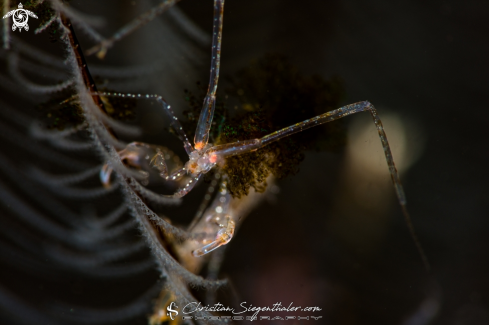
95, 0, 429, 269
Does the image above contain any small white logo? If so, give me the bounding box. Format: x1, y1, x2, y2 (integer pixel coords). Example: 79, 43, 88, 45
2, 3, 38, 32
166, 302, 179, 320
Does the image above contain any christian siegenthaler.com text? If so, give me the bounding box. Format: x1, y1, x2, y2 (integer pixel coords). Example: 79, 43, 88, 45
182, 301, 322, 318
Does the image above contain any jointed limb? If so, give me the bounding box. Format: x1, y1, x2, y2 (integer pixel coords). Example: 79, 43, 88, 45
194, 0, 225, 150
190, 179, 236, 257
97, 92, 193, 155
204, 100, 430, 270
85, 1, 429, 270
85, 0, 181, 58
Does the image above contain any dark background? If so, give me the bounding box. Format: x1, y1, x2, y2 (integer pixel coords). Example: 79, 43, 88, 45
182, 1, 489, 324
1, 0, 488, 324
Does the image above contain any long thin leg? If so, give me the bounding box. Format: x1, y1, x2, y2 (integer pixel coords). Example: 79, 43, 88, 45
85, 0, 180, 58
193, 0, 225, 150
97, 92, 193, 155
165, 173, 202, 199
187, 174, 220, 231
208, 101, 430, 270
191, 178, 235, 257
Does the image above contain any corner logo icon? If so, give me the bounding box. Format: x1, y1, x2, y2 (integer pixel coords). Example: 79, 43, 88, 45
2, 3, 38, 32
166, 302, 179, 321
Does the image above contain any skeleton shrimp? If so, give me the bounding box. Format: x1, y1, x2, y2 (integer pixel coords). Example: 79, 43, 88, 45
99, 0, 430, 270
